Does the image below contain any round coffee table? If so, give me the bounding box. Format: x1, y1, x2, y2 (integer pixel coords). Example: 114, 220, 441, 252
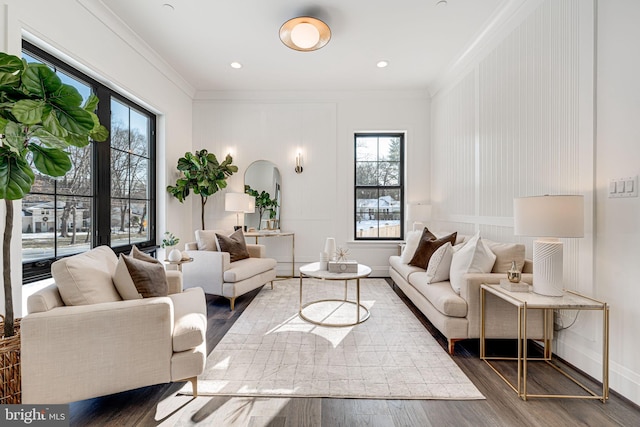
299, 262, 372, 327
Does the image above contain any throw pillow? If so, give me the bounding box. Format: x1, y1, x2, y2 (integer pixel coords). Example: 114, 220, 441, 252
113, 255, 143, 300
409, 229, 457, 269
130, 245, 162, 264
425, 242, 454, 283
449, 233, 497, 294
116, 254, 169, 298
52, 246, 122, 306
483, 239, 526, 273
400, 230, 423, 264
195, 229, 226, 251
216, 229, 250, 262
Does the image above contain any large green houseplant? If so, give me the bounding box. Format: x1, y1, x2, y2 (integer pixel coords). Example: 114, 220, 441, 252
166, 149, 238, 230
0, 52, 108, 338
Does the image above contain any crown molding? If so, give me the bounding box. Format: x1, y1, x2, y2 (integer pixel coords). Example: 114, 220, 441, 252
77, 0, 195, 98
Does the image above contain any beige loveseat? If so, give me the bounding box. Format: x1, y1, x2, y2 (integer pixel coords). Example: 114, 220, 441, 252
182, 230, 277, 310
389, 234, 545, 354
21, 246, 207, 404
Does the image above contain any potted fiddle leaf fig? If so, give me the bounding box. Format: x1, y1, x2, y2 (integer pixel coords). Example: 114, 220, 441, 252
0, 52, 109, 336
0, 52, 108, 402
167, 150, 238, 230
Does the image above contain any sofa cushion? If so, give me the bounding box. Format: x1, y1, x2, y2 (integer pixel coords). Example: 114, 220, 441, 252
223, 257, 277, 282
409, 273, 467, 318
409, 230, 456, 269
484, 240, 526, 273
216, 229, 250, 262
449, 233, 496, 294
400, 230, 422, 264
389, 255, 424, 282
195, 229, 226, 251
52, 246, 122, 306
425, 242, 453, 283
173, 312, 206, 352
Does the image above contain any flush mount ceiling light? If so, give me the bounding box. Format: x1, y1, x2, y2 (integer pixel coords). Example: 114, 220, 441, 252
279, 16, 331, 52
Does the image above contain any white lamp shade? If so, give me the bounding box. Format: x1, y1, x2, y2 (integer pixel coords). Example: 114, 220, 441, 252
244, 194, 255, 213
225, 193, 255, 213
513, 195, 584, 238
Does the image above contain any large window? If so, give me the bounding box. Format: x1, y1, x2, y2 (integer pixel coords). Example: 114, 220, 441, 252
21, 42, 156, 283
354, 133, 404, 240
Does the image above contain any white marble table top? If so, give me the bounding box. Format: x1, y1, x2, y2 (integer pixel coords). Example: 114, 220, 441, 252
481, 284, 606, 309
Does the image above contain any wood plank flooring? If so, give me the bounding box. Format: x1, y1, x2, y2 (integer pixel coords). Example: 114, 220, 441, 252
69, 280, 640, 426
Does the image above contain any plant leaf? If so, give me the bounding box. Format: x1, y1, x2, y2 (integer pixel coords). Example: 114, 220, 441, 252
12, 99, 45, 125
21, 63, 62, 98
42, 108, 68, 138
2, 121, 26, 154
82, 93, 99, 112
50, 83, 83, 109
0, 148, 35, 199
32, 128, 68, 149
54, 105, 94, 135
28, 144, 72, 177
0, 53, 24, 87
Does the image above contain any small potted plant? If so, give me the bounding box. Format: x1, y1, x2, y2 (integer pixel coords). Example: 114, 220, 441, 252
162, 231, 181, 262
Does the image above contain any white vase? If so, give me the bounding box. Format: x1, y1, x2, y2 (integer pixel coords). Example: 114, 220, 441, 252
323, 238, 336, 262
168, 248, 182, 262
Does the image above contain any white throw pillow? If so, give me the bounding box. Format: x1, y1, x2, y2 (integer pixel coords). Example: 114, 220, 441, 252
195, 229, 226, 251
425, 242, 453, 283
400, 230, 422, 264
449, 233, 497, 294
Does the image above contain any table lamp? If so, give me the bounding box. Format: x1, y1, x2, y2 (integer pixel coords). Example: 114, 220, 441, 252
225, 193, 255, 230
513, 195, 584, 296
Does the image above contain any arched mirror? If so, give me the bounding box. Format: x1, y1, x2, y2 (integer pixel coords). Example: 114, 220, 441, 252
244, 160, 281, 230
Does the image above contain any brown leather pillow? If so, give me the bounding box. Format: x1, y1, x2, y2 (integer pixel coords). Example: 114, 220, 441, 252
216, 229, 250, 262
409, 229, 457, 269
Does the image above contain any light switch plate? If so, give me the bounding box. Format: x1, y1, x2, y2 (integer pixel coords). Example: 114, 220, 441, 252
610, 176, 638, 198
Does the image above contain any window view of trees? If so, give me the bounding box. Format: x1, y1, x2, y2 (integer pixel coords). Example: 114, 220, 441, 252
110, 99, 151, 247
354, 133, 404, 239
21, 43, 156, 282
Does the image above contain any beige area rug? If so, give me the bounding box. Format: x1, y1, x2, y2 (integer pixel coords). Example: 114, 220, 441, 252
181, 278, 484, 400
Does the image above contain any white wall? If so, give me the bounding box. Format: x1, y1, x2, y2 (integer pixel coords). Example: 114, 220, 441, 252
192, 91, 430, 276
596, 0, 640, 405
432, 0, 640, 405
0, 0, 195, 316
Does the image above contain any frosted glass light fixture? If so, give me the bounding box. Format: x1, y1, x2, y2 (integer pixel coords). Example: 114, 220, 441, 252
513, 195, 584, 296
280, 17, 331, 51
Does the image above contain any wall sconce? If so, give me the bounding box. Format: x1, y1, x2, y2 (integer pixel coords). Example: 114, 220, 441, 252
295, 152, 304, 174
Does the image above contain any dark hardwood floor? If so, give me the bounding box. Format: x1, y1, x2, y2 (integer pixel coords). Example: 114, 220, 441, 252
70, 280, 640, 426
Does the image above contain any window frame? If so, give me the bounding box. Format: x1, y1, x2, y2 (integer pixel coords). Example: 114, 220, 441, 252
21, 41, 157, 283
353, 132, 405, 241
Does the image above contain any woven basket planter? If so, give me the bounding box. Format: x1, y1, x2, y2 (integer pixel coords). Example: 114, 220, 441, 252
0, 315, 21, 404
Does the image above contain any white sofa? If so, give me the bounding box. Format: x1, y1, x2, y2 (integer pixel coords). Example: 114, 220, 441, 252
21, 246, 207, 404
183, 230, 277, 310
389, 235, 545, 354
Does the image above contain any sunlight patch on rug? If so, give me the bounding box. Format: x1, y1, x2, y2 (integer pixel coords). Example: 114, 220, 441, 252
181, 278, 484, 400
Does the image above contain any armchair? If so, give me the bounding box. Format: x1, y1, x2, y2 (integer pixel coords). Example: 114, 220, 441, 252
182, 230, 277, 310
21, 246, 207, 404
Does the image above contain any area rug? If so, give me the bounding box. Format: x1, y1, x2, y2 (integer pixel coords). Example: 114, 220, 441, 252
181, 278, 484, 400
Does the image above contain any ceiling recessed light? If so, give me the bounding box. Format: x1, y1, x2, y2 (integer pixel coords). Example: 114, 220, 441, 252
436, 0, 448, 6
377, 60, 389, 68
230, 62, 242, 69
162, 3, 175, 11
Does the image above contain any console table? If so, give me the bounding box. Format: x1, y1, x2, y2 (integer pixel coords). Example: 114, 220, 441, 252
244, 231, 295, 278
480, 284, 609, 402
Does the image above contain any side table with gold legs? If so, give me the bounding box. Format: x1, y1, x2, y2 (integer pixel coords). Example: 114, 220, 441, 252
480, 284, 609, 402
